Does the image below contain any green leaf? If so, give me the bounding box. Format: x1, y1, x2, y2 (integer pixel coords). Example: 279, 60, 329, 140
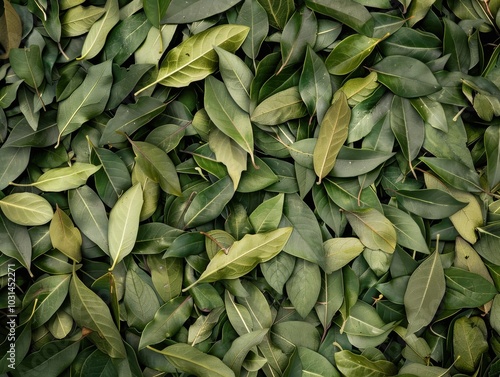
9, 45, 44, 90
17, 162, 99, 192
100, 96, 167, 146
334, 350, 397, 377
315, 270, 344, 331
188, 306, 225, 346
70, 270, 126, 358
205, 76, 254, 163
313, 91, 350, 183
136, 24, 249, 92
371, 56, 441, 98
299, 46, 332, 123
390, 95, 425, 173
279, 6, 317, 72
0, 147, 30, 190
108, 183, 143, 270
152, 343, 235, 377
443, 18, 470, 73
184, 175, 235, 229
271, 321, 320, 353
143, 0, 171, 29
281, 193, 325, 267
251, 86, 308, 126
379, 27, 442, 63
485, 125, 500, 191
161, 0, 241, 24
249, 193, 284, 234
11, 340, 80, 377
410, 96, 448, 132
326, 34, 380, 75
407, 0, 437, 27
78, 0, 119, 60
261, 251, 295, 295
21, 274, 71, 328
57, 60, 113, 143
286, 258, 321, 318
237, 0, 269, 62
0, 212, 32, 274
443, 267, 497, 309
344, 208, 397, 254
330, 147, 395, 178
394, 189, 468, 220
323, 237, 365, 273
453, 316, 488, 373
305, 0, 374, 36
138, 296, 193, 349
296, 347, 341, 377
382, 204, 429, 254
256, 0, 294, 29
131, 140, 181, 196
0, 192, 53, 226
223, 329, 269, 375
215, 46, 254, 112
90, 144, 132, 208
184, 227, 293, 290
49, 205, 82, 263
61, 5, 106, 37
68, 186, 109, 254
404, 250, 445, 335
420, 157, 482, 193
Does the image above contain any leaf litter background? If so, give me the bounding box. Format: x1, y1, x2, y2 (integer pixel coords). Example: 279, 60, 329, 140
1, 0, 500, 376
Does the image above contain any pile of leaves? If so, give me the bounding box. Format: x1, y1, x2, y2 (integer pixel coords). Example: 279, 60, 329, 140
1, 0, 500, 375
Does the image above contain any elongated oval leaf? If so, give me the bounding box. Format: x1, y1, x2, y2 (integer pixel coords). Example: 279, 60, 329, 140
313, 91, 350, 183
78, 0, 119, 60
108, 183, 143, 270
420, 157, 482, 193
70, 271, 126, 358
184, 175, 235, 229
371, 55, 441, 98
394, 189, 468, 220
138, 296, 193, 350
335, 350, 397, 377
184, 227, 293, 290
68, 185, 109, 254
57, 60, 113, 143
326, 34, 380, 75
49, 205, 82, 263
136, 24, 249, 92
205, 76, 254, 162
344, 208, 396, 253
251, 86, 308, 125
153, 342, 235, 377
286, 258, 321, 318
404, 250, 445, 335
0, 192, 53, 226
323, 237, 365, 273
0, 212, 32, 274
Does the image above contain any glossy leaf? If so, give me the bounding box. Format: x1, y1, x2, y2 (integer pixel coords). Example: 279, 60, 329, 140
57, 60, 113, 143
0, 192, 53, 226
61, 5, 106, 37
313, 91, 350, 183
251, 86, 308, 126
138, 296, 193, 349
404, 250, 445, 335
184, 227, 293, 289
136, 24, 249, 92
371, 56, 441, 98
326, 34, 380, 75
108, 183, 143, 270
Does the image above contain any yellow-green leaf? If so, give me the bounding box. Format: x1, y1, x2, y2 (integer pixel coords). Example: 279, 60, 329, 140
313, 91, 350, 183
0, 0, 22, 59
50, 206, 82, 262
0, 193, 53, 226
